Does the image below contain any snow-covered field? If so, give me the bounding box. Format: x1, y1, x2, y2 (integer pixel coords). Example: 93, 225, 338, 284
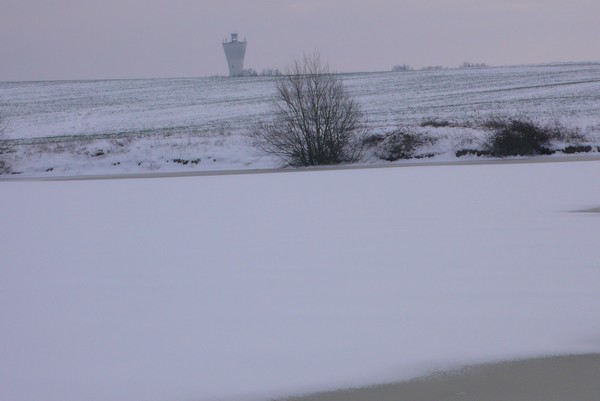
1, 62, 600, 175
1, 160, 600, 401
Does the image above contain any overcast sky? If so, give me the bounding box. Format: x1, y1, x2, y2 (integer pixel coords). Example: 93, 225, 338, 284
1, 0, 599, 81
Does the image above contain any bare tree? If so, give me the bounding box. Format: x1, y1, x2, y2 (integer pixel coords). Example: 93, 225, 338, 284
252, 53, 366, 166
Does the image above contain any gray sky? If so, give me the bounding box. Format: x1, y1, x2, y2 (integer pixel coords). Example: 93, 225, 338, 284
1, 0, 599, 81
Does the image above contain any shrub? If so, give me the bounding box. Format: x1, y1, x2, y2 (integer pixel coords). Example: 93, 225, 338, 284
562, 145, 592, 154
456, 149, 493, 158
252, 53, 366, 166
484, 118, 553, 157
172, 158, 201, 165
375, 130, 433, 161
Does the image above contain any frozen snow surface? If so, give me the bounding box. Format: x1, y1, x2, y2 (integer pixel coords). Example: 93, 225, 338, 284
1, 62, 600, 401
1, 160, 600, 401
1, 62, 600, 176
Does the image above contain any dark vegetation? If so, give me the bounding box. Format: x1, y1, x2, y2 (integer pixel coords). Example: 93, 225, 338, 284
460, 62, 489, 69
364, 130, 436, 161
563, 145, 593, 154
363, 115, 594, 163
456, 116, 591, 158
172, 158, 201, 165
484, 118, 554, 157
252, 53, 366, 166
421, 66, 446, 71
237, 68, 282, 77
392, 64, 413, 72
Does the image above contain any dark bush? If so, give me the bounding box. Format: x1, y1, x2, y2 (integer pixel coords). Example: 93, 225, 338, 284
375, 130, 432, 161
172, 158, 201, 165
484, 118, 552, 157
562, 145, 592, 154
456, 149, 493, 158
252, 53, 366, 166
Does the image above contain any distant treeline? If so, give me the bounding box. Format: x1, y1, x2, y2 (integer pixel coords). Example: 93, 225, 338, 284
235, 68, 283, 77
392, 62, 489, 72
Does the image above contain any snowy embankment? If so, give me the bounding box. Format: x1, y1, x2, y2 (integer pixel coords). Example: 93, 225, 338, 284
1, 160, 600, 401
2, 62, 600, 176
4, 122, 600, 177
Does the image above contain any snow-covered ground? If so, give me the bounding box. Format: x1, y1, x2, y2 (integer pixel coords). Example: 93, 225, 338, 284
1, 160, 600, 401
1, 62, 600, 176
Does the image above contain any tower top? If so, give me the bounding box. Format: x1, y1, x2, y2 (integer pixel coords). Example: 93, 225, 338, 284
224, 33, 246, 44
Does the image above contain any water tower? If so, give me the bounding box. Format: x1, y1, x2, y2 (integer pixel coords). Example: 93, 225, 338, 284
222, 33, 247, 77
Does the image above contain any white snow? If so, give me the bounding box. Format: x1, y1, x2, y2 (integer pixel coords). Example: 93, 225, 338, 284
1, 160, 600, 401
2, 62, 600, 176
